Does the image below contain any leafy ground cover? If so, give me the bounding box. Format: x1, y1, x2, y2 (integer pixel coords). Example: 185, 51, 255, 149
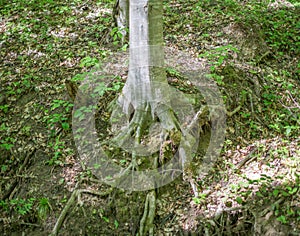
0, 0, 299, 235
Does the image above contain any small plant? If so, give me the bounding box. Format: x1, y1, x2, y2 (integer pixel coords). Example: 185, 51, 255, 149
51, 99, 73, 111
0, 137, 15, 150
79, 56, 99, 68
199, 45, 238, 67
199, 45, 238, 86
192, 193, 207, 204
47, 135, 65, 165
73, 104, 97, 122
1, 164, 8, 173
0, 123, 8, 132
276, 215, 287, 224
235, 196, 244, 205
262, 91, 278, 106
43, 99, 73, 134
114, 220, 119, 229
57, 6, 70, 14
110, 26, 127, 45
37, 197, 52, 221
0, 104, 9, 113
72, 76, 123, 122
166, 67, 182, 78
71, 73, 86, 82
0, 198, 35, 216
21, 125, 31, 136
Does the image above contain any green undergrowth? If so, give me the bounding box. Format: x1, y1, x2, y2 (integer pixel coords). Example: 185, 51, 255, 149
0, 0, 299, 234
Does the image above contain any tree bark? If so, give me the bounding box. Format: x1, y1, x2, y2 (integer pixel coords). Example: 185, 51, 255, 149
113, 0, 129, 43
115, 1, 167, 235
117, 0, 178, 133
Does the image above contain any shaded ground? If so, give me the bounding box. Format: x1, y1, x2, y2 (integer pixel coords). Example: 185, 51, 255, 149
0, 0, 299, 235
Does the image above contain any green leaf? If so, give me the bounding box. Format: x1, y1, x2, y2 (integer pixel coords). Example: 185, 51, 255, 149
192, 197, 201, 204
114, 220, 119, 229
288, 187, 298, 195
273, 189, 279, 197
276, 215, 287, 224
236, 197, 243, 204
281, 191, 289, 197
285, 126, 292, 136
61, 122, 69, 130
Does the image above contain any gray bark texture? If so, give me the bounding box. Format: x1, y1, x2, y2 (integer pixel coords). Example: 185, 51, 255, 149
115, 1, 167, 235
118, 0, 170, 122
113, 0, 129, 42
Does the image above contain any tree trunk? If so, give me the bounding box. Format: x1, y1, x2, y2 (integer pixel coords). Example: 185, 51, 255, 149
113, 0, 129, 43
114, 1, 172, 235
117, 0, 178, 137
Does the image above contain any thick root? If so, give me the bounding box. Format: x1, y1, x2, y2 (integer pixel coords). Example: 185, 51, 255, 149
110, 100, 202, 235
139, 190, 157, 236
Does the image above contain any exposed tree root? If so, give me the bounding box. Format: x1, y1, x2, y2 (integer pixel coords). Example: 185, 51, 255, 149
104, 71, 213, 233
111, 100, 206, 234
130, 107, 159, 236
109, 97, 211, 234
139, 190, 157, 236
1, 148, 36, 200
50, 183, 113, 236
234, 147, 258, 171
112, 104, 153, 156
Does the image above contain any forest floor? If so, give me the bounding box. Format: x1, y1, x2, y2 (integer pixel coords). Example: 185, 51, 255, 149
0, 0, 299, 235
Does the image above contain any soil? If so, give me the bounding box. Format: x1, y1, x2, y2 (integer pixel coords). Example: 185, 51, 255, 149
0, 0, 299, 235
